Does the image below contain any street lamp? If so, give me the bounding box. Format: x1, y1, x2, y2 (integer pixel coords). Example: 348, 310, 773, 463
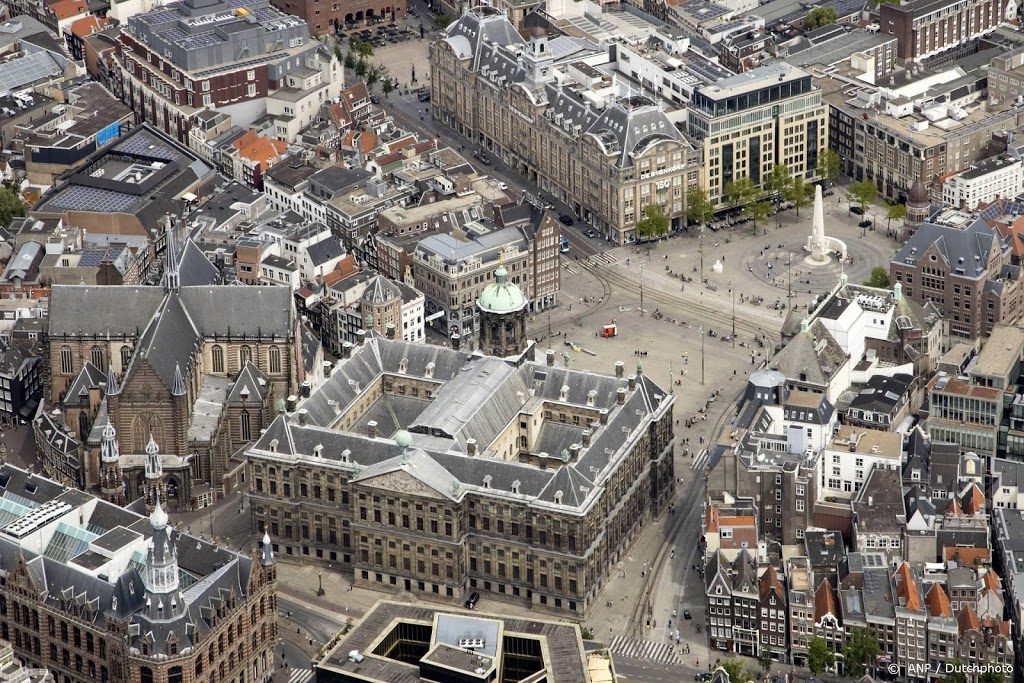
317, 571, 325, 597
699, 240, 704, 283
730, 281, 735, 348
640, 262, 645, 317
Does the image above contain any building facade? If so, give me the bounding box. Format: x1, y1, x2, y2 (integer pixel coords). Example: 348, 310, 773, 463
247, 335, 675, 617
942, 157, 1024, 210
688, 63, 828, 206
878, 0, 1012, 63
0, 464, 278, 683
430, 9, 701, 244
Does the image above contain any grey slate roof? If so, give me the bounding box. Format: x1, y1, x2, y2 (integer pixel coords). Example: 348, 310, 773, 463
178, 239, 220, 286
227, 362, 267, 404
893, 218, 1006, 281
130, 293, 200, 393
361, 275, 401, 304
63, 361, 106, 406
769, 319, 848, 387
305, 236, 345, 268
48, 286, 168, 337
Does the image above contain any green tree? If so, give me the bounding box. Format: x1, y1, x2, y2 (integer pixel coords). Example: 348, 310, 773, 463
848, 180, 878, 215
942, 661, 967, 683
807, 636, 835, 676
786, 176, 813, 218
756, 649, 773, 675
885, 199, 907, 231
382, 78, 394, 98
636, 203, 670, 240
334, 45, 344, 64
579, 626, 594, 640
354, 59, 368, 78
366, 67, 379, 91
765, 164, 793, 227
0, 186, 26, 227
864, 266, 890, 288
720, 658, 752, 683
745, 200, 772, 235
806, 6, 838, 29
842, 627, 880, 678
978, 670, 1002, 683
344, 51, 356, 71
686, 186, 715, 228
816, 149, 842, 187
433, 13, 453, 30
725, 176, 759, 210
353, 39, 374, 57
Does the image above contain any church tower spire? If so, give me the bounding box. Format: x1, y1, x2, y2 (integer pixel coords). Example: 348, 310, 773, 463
143, 492, 185, 620
99, 419, 125, 506
164, 214, 179, 293
144, 434, 165, 513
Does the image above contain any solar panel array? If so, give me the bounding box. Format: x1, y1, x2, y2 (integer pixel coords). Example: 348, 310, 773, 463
114, 132, 182, 161
48, 185, 137, 213
980, 201, 1024, 220
183, 31, 226, 50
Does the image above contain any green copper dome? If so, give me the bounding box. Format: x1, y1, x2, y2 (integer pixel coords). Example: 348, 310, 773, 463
478, 265, 528, 314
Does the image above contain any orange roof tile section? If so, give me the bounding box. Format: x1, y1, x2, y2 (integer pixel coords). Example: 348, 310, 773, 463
705, 503, 719, 533
70, 15, 108, 37
814, 580, 837, 623
894, 563, 921, 611
958, 605, 981, 634
982, 570, 1001, 594
944, 547, 990, 566
51, 0, 88, 21
759, 565, 785, 601
961, 483, 985, 515
925, 584, 952, 618
233, 131, 287, 168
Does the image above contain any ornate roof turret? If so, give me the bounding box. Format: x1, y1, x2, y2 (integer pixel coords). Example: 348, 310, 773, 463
478, 265, 528, 314
145, 434, 162, 480
260, 530, 275, 566
106, 363, 121, 396
100, 419, 120, 463
172, 362, 186, 396
164, 214, 179, 292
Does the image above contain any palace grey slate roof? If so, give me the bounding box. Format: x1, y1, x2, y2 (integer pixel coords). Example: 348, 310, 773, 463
251, 336, 671, 513
893, 218, 1007, 279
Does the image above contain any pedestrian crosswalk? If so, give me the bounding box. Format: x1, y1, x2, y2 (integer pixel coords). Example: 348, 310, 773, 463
609, 636, 683, 665
691, 448, 710, 471
287, 668, 313, 683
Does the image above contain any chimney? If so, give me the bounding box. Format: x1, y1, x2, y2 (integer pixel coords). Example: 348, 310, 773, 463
323, 360, 333, 377
586, 389, 597, 406
582, 429, 592, 446
599, 409, 609, 424
614, 361, 624, 378
546, 349, 555, 366
386, 322, 396, 339
297, 409, 308, 425
356, 330, 367, 345
467, 438, 477, 456
569, 443, 581, 459
398, 358, 408, 374
286, 395, 297, 412
559, 385, 569, 401
341, 342, 353, 359
451, 333, 461, 350
425, 362, 435, 378
300, 381, 311, 398
628, 375, 637, 391
367, 421, 378, 438
616, 388, 626, 405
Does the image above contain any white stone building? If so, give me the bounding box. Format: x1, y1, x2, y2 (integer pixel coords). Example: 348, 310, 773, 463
943, 157, 1024, 210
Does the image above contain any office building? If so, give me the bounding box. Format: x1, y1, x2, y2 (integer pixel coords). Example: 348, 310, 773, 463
247, 330, 675, 617
942, 157, 1024, 210
0, 464, 278, 683
431, 8, 700, 244
878, 0, 1010, 63
114, 0, 341, 144
688, 63, 828, 205
314, 600, 590, 683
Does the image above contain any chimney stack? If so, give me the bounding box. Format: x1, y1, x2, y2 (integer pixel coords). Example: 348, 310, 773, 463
286, 395, 297, 412
616, 388, 626, 405
614, 361, 624, 378
467, 438, 477, 456
628, 375, 637, 391
341, 342, 353, 359
356, 330, 367, 346
582, 429, 592, 447
451, 333, 461, 350
323, 360, 333, 377
386, 322, 396, 339
546, 349, 555, 366
297, 409, 308, 425
599, 409, 609, 424
300, 381, 311, 398
367, 421, 378, 438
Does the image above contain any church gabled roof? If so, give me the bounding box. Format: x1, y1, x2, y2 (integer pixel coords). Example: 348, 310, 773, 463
227, 362, 268, 404
129, 293, 200, 394
177, 240, 220, 286
63, 361, 106, 406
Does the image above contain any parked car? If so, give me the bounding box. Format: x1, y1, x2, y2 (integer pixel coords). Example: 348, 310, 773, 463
850, 205, 864, 215
559, 214, 574, 226
498, 182, 508, 191
858, 219, 872, 228
464, 591, 480, 610
683, 608, 692, 620
697, 673, 713, 681
417, 92, 431, 102
370, 96, 380, 104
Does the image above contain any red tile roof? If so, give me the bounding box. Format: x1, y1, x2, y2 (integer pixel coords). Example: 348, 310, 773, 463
814, 580, 837, 623
69, 14, 108, 37
960, 483, 985, 515
50, 0, 88, 21
957, 605, 981, 634
925, 583, 952, 618
894, 563, 921, 611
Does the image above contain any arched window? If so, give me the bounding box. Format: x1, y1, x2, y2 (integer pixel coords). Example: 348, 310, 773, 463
60, 347, 73, 375
268, 346, 281, 374
140, 667, 153, 683
90, 346, 104, 369
78, 413, 89, 441
168, 666, 182, 683
240, 411, 251, 441
239, 345, 252, 367
211, 345, 224, 373
120, 345, 132, 369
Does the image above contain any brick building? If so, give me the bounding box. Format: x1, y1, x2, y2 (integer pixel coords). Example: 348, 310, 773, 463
878, 0, 1011, 63
268, 0, 404, 37
0, 464, 278, 683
